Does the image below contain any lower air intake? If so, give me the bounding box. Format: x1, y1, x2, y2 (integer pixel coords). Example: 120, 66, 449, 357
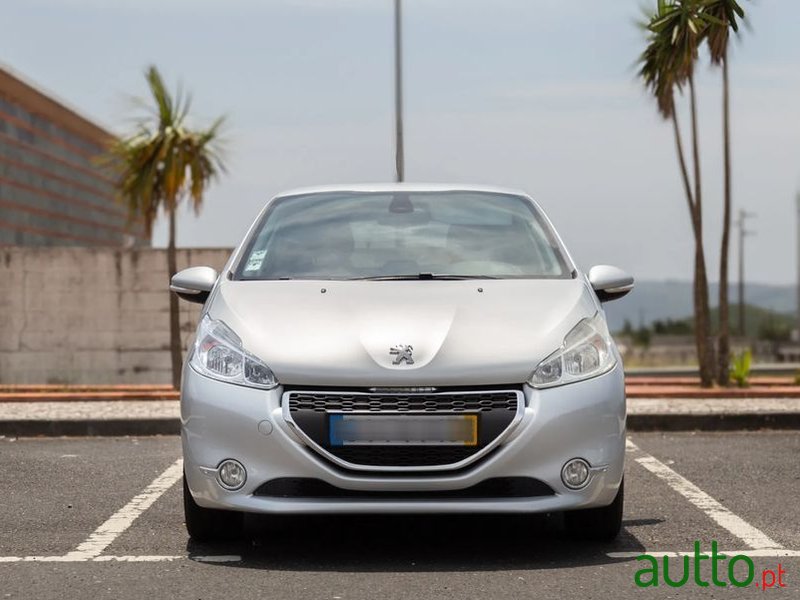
254, 477, 555, 499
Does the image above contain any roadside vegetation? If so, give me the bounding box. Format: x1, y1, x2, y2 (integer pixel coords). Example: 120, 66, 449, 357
618, 304, 791, 373
621, 305, 793, 343
729, 349, 752, 387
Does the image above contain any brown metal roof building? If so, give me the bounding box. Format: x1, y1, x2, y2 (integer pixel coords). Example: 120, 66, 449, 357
0, 65, 148, 246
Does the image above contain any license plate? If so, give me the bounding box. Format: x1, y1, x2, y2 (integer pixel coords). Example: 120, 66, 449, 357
328, 414, 478, 447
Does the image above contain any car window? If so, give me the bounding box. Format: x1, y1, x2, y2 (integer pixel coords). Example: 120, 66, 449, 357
234, 191, 571, 280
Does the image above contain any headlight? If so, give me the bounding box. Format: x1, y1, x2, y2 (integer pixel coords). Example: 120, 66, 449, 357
190, 315, 278, 389
528, 313, 616, 388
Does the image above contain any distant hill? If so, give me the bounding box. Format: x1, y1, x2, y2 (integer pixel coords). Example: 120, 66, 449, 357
603, 280, 797, 332
642, 304, 794, 339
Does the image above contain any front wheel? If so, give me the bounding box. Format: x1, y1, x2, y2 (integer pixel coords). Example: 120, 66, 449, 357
183, 475, 243, 542
564, 478, 624, 542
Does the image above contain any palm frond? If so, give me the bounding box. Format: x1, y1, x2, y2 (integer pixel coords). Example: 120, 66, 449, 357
638, 0, 722, 118
102, 65, 228, 237
703, 0, 747, 64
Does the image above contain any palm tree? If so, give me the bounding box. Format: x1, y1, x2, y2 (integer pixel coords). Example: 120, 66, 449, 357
109, 66, 226, 389
639, 0, 717, 386
705, 0, 745, 386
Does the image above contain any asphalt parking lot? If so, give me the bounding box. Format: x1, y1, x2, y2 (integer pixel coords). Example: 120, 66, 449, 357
1, 432, 799, 599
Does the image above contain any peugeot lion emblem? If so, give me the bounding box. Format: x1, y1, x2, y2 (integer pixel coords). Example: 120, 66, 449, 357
390, 344, 414, 365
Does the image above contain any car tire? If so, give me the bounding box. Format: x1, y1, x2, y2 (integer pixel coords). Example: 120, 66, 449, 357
564, 478, 624, 542
183, 475, 243, 542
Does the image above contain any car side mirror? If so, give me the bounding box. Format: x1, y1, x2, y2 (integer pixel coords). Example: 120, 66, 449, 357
170, 266, 219, 304
588, 265, 634, 303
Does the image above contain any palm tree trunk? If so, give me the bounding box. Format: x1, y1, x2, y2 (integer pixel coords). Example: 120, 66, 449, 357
694, 241, 713, 382
688, 74, 715, 387
670, 108, 696, 225
167, 205, 182, 390
717, 54, 732, 386
670, 110, 709, 389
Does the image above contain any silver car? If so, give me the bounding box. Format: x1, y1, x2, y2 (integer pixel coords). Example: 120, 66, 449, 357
171, 184, 633, 543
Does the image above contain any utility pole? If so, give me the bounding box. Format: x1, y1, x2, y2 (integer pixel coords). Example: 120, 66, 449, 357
796, 194, 800, 342
736, 209, 756, 337
393, 0, 405, 182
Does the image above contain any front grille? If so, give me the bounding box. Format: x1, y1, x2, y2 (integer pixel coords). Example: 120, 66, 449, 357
331, 446, 478, 467
288, 391, 518, 413
254, 477, 555, 499
284, 389, 523, 471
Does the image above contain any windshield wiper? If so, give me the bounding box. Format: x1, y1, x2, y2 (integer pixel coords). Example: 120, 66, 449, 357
349, 273, 500, 281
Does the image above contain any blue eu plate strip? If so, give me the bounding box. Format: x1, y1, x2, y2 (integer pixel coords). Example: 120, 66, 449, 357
329, 414, 344, 447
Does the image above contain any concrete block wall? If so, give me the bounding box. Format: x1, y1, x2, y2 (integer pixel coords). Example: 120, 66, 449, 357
0, 247, 232, 384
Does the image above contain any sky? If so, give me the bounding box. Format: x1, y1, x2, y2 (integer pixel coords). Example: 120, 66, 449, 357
3, 0, 800, 284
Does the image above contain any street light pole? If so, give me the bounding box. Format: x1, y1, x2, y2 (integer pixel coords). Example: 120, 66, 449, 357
796, 194, 800, 342
393, 0, 405, 183
737, 209, 755, 337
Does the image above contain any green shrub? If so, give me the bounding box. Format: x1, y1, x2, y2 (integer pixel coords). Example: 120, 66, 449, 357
729, 350, 752, 389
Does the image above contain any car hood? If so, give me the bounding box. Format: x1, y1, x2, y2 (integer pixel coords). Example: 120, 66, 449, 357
208, 278, 598, 387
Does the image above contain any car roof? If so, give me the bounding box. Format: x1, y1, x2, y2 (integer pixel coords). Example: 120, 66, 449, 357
272, 182, 531, 199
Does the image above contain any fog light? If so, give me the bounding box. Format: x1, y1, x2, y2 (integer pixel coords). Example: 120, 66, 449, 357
561, 458, 590, 489
217, 459, 246, 490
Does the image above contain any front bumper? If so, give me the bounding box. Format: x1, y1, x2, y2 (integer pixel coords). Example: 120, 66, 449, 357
181, 363, 626, 514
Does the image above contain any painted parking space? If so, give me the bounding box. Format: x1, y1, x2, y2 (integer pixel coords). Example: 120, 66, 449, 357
0, 437, 180, 558
630, 431, 800, 551
1, 433, 798, 598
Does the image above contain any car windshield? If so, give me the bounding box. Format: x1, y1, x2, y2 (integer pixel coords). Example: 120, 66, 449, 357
234, 191, 572, 281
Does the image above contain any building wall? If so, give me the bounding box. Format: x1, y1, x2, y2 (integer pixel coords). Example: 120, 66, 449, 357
0, 66, 148, 246
0, 247, 231, 384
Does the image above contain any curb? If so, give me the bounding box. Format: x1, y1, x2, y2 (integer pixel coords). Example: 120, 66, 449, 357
625, 388, 800, 399
1, 414, 799, 437
0, 392, 180, 402
626, 413, 800, 432
0, 419, 180, 437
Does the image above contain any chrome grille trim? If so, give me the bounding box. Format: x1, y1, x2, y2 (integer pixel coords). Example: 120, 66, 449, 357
282, 389, 525, 473
287, 390, 518, 413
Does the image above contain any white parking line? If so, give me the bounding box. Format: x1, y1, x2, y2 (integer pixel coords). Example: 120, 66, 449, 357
191, 555, 244, 563
0, 457, 244, 564
0, 555, 241, 563
63, 458, 184, 560
626, 439, 783, 551
0, 555, 180, 563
